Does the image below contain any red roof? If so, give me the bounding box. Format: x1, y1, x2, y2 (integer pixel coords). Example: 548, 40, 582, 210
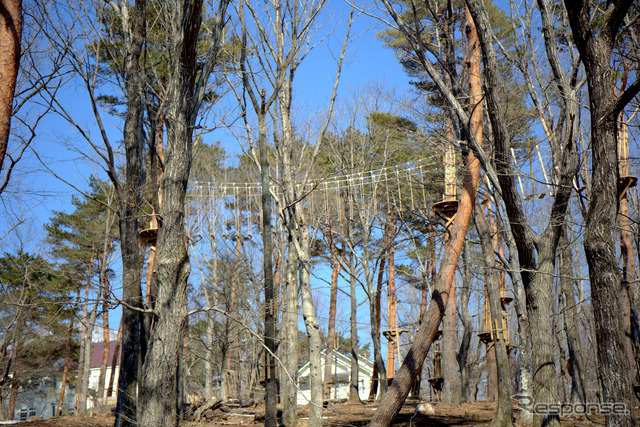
89, 341, 121, 369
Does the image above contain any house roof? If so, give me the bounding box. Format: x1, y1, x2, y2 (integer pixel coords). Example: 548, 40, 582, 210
89, 341, 120, 369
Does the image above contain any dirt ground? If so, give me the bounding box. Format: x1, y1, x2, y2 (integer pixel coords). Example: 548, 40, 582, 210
15, 399, 604, 426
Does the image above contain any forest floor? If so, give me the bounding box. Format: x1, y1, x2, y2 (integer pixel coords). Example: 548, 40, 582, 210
14, 399, 605, 426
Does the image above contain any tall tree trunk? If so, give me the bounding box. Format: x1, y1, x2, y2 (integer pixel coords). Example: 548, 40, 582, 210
324, 224, 342, 399
559, 230, 586, 405
226, 212, 242, 399
0, 0, 22, 173
370, 8, 483, 417
107, 324, 122, 398
259, 106, 278, 427
618, 118, 637, 375
475, 206, 513, 427
564, 2, 640, 425
282, 237, 299, 426
80, 300, 99, 414
76, 269, 92, 411
368, 224, 388, 400
411, 231, 435, 399
503, 225, 533, 423
465, 2, 581, 425
97, 275, 111, 404
7, 371, 18, 421
297, 226, 323, 426
114, 0, 145, 425
370, 261, 387, 400
485, 336, 497, 401
139, 0, 205, 424
204, 232, 217, 402
57, 318, 74, 416
441, 275, 461, 404
457, 241, 472, 401
368, 248, 386, 400
348, 247, 360, 402
386, 221, 397, 382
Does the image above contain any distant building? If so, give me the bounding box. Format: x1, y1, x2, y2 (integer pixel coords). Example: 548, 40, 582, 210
9, 340, 121, 420
86, 340, 120, 408
297, 349, 374, 402
12, 376, 75, 421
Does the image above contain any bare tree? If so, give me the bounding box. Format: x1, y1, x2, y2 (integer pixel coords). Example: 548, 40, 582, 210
0, 0, 22, 175
138, 0, 229, 424
474, 202, 513, 426
564, 2, 640, 425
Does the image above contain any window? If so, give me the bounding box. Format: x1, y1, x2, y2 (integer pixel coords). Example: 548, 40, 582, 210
29, 408, 36, 418
19, 409, 27, 421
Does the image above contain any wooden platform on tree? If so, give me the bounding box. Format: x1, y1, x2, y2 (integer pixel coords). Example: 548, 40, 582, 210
428, 377, 444, 390
139, 214, 162, 245
382, 329, 410, 340
477, 331, 493, 344
500, 295, 513, 305
619, 175, 637, 199
433, 200, 458, 221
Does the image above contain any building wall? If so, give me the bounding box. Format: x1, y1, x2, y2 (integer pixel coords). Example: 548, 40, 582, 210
298, 377, 372, 402
86, 366, 119, 408
13, 378, 75, 421
297, 351, 374, 403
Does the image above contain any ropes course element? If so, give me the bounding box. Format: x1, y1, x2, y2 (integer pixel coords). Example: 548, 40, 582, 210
190, 156, 441, 194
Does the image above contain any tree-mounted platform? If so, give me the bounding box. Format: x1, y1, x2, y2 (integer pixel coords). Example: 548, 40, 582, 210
477, 331, 493, 344
139, 214, 162, 245
433, 200, 458, 224
500, 288, 513, 306
619, 175, 637, 200
427, 377, 444, 391
382, 329, 410, 340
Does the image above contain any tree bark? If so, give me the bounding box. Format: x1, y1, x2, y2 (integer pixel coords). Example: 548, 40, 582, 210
564, 2, 640, 425
298, 226, 323, 427
475, 206, 513, 427
368, 247, 386, 400
441, 275, 461, 404
465, 3, 580, 426
0, 0, 22, 174
259, 104, 278, 427
204, 230, 217, 402
114, 0, 145, 425
80, 300, 98, 414
282, 237, 299, 426
386, 221, 397, 382
107, 324, 122, 398
369, 18, 483, 418
324, 223, 343, 399
618, 118, 637, 375
559, 230, 586, 405
57, 318, 74, 416
485, 334, 497, 401
348, 247, 360, 402
139, 0, 212, 424
7, 371, 18, 421
97, 274, 111, 403
457, 241, 472, 401
76, 267, 92, 412
502, 221, 533, 423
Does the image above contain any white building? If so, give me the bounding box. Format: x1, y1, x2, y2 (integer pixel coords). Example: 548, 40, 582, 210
12, 377, 75, 421
297, 349, 374, 402
86, 340, 120, 408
